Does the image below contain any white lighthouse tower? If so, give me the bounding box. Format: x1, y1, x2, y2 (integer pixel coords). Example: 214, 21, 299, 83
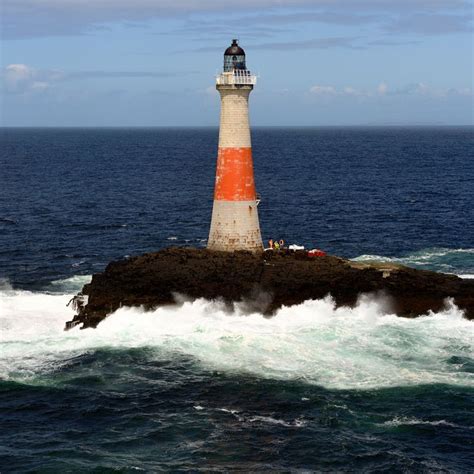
207, 39, 263, 253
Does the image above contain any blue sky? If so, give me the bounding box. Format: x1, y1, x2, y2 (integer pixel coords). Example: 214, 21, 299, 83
1, 0, 473, 126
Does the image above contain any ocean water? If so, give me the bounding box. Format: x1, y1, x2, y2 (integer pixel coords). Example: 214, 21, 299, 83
0, 127, 473, 472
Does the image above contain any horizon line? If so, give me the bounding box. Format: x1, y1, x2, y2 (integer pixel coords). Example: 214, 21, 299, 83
1, 124, 473, 129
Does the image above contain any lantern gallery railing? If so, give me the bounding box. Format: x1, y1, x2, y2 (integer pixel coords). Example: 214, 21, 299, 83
216, 70, 257, 86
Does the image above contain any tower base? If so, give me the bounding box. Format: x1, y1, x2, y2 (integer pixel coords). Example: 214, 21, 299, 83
208, 200, 263, 252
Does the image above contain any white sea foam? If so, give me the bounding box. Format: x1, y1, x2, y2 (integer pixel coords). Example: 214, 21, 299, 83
0, 286, 473, 390
379, 417, 462, 428
247, 415, 306, 427
353, 247, 474, 269
354, 248, 474, 262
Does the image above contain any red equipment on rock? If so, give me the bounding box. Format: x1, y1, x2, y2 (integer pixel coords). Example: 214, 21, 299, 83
308, 249, 327, 257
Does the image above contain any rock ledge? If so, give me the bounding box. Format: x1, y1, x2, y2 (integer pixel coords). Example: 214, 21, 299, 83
66, 247, 474, 329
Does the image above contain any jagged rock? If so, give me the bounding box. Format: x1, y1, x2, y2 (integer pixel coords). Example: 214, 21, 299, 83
65, 247, 474, 330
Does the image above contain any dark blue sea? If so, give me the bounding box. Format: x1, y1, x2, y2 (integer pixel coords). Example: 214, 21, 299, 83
1, 127, 473, 472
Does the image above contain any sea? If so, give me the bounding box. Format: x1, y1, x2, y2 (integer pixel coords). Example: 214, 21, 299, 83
1, 126, 473, 472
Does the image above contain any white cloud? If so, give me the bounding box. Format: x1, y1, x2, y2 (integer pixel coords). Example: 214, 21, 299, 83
2, 64, 57, 95
377, 82, 388, 95
310, 85, 337, 95
310, 84, 369, 97
392, 82, 472, 97
309, 82, 472, 99
1, 64, 187, 95
0, 64, 50, 94
343, 86, 364, 96
5, 64, 31, 78
452, 87, 472, 96
31, 81, 49, 91
3, 64, 36, 92
414, 82, 429, 95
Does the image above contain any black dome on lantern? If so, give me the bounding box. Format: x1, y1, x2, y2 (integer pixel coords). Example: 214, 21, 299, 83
225, 39, 245, 56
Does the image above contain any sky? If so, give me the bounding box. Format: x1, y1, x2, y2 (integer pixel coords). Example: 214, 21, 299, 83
1, 0, 473, 126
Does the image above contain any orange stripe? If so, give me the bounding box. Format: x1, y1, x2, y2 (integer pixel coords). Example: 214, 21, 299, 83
214, 147, 256, 201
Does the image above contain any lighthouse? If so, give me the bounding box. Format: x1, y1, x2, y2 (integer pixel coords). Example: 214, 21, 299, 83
207, 39, 263, 252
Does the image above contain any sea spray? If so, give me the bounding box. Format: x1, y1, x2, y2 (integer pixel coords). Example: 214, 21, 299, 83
1, 286, 472, 390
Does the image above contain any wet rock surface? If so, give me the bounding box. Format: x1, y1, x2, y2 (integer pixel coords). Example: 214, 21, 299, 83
66, 248, 474, 329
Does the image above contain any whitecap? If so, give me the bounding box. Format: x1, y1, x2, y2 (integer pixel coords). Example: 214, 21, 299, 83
217, 408, 239, 414
379, 416, 461, 428
247, 415, 306, 427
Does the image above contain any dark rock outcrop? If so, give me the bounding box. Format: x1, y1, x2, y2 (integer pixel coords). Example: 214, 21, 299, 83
66, 248, 474, 330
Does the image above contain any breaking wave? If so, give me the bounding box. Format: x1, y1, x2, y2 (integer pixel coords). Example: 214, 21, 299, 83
47, 275, 92, 293
353, 247, 474, 277
1, 282, 473, 390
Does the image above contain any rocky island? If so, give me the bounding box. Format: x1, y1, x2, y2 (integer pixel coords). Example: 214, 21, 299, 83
66, 248, 474, 330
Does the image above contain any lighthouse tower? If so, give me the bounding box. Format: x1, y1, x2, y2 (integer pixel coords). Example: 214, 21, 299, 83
207, 40, 263, 252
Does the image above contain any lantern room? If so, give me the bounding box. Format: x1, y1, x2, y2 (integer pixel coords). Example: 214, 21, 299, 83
224, 39, 246, 72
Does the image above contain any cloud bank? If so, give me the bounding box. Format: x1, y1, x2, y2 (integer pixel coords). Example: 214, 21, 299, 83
2, 0, 472, 39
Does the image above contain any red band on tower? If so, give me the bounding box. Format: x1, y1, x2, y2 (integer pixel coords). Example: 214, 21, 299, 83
214, 147, 256, 201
